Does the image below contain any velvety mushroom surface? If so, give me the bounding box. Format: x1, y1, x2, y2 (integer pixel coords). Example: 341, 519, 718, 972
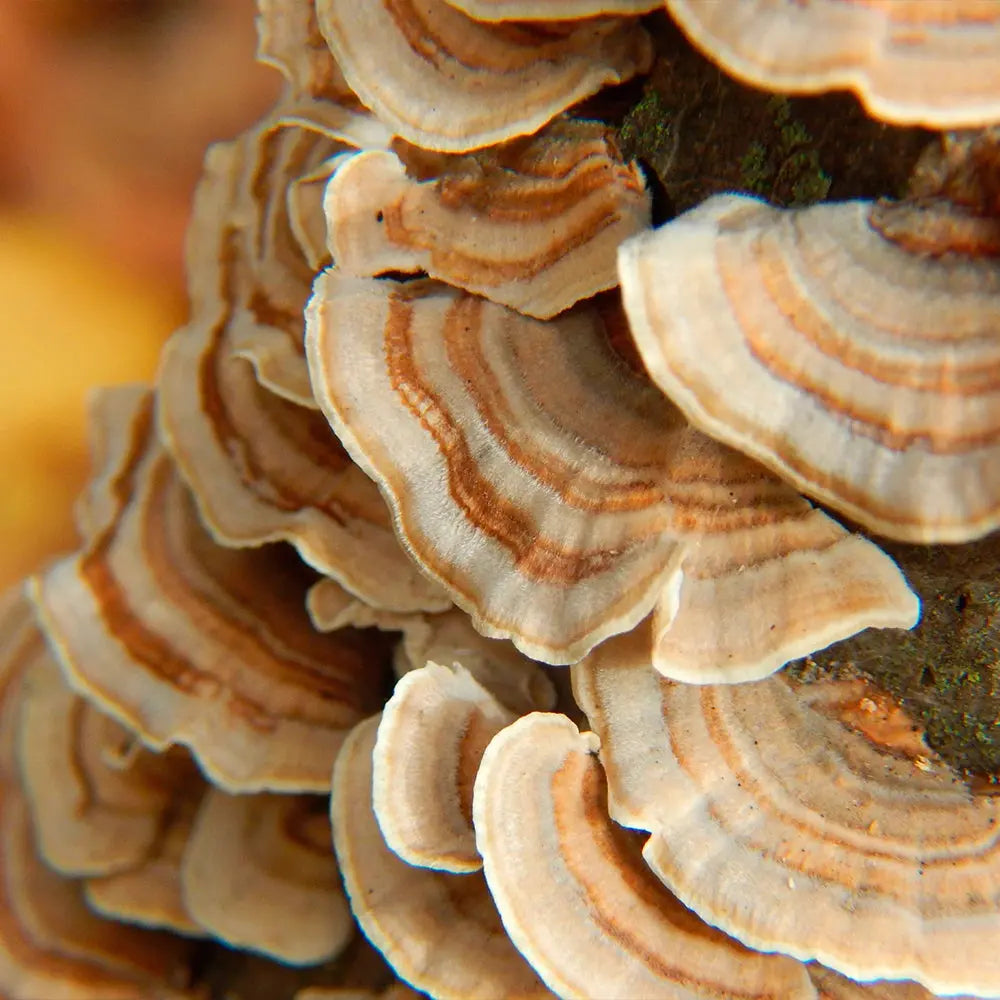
373, 662, 516, 872
33, 396, 392, 792
619, 192, 1000, 543
182, 790, 352, 965
314, 0, 652, 152
664, 0, 1000, 127
474, 712, 816, 999
326, 121, 651, 318
307, 270, 917, 677
574, 624, 1000, 996
331, 715, 555, 999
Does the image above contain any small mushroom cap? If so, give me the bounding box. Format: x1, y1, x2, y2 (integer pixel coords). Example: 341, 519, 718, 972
444, 0, 659, 18
474, 712, 816, 999
373, 662, 516, 872
16, 648, 200, 878
619, 192, 1000, 543
32, 412, 392, 793
181, 790, 352, 966
325, 120, 651, 319
314, 0, 652, 152
664, 0, 1000, 127
0, 590, 197, 1000
307, 271, 916, 676
574, 624, 1000, 996
332, 715, 555, 999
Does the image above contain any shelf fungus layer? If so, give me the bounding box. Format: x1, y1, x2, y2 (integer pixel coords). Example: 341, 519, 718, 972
160, 126, 446, 614
619, 193, 1000, 544
373, 662, 517, 872
0, 590, 198, 1000
574, 624, 1000, 997
474, 712, 816, 999
664, 0, 1000, 128
16, 648, 200, 879
325, 120, 651, 319
314, 0, 652, 152
307, 271, 917, 678
181, 790, 352, 966
331, 715, 555, 999
32, 395, 392, 793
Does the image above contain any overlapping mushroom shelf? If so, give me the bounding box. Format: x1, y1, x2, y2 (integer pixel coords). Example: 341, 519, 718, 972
5, 0, 1000, 997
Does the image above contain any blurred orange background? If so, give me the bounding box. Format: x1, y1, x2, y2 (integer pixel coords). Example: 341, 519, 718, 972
0, 0, 280, 588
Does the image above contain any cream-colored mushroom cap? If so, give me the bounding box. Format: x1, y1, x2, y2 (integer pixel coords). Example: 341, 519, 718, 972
474, 712, 816, 999
325, 121, 650, 319
0, 590, 197, 1000
16, 648, 199, 878
160, 131, 447, 614
619, 192, 1000, 543
314, 0, 652, 152
445, 0, 659, 18
32, 404, 391, 793
332, 715, 555, 998
307, 271, 917, 678
573, 624, 1000, 996
664, 0, 1000, 128
181, 790, 352, 965
373, 662, 516, 872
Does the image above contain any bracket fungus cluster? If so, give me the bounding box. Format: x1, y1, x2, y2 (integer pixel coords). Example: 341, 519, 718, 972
4, 0, 1000, 998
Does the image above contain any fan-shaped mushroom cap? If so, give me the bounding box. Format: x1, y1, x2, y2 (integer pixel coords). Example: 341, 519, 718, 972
16, 649, 200, 878
307, 271, 916, 677
0, 590, 197, 1000
373, 662, 516, 872
332, 715, 555, 998
619, 192, 1000, 543
182, 790, 352, 965
808, 965, 979, 1000
326, 121, 650, 319
32, 408, 392, 793
160, 131, 447, 614
474, 712, 816, 999
444, 0, 659, 18
314, 0, 652, 152
664, 0, 1000, 128
85, 792, 205, 938
573, 624, 1000, 996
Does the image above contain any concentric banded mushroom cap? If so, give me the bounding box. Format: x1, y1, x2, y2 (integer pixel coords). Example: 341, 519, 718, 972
314, 0, 652, 152
373, 662, 516, 872
32, 404, 392, 792
0, 590, 197, 1000
16, 648, 200, 878
307, 271, 916, 677
474, 712, 815, 999
573, 624, 1000, 996
181, 790, 352, 965
325, 121, 651, 319
664, 0, 1000, 128
332, 715, 555, 998
619, 192, 1000, 543
444, 0, 659, 18
160, 130, 447, 614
